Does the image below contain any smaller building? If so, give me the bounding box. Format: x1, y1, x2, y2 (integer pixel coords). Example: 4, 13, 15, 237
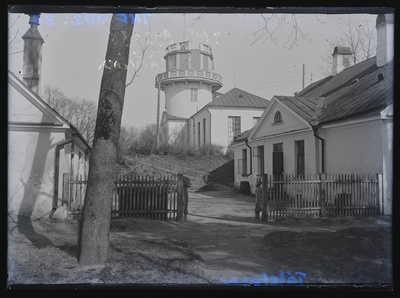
230, 14, 393, 215
187, 88, 269, 152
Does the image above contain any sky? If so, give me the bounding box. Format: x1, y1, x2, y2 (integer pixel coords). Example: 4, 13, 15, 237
8, 8, 378, 130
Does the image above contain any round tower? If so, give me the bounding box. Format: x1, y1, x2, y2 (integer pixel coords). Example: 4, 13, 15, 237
155, 41, 223, 119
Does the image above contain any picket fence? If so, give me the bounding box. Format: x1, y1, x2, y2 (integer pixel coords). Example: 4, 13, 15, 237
64, 173, 190, 221
255, 173, 382, 221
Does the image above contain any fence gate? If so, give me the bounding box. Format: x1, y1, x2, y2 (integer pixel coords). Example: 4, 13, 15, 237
63, 173, 189, 221
255, 173, 382, 221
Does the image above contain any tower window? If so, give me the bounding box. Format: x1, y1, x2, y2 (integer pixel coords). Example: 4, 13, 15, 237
169, 54, 177, 70
190, 88, 198, 102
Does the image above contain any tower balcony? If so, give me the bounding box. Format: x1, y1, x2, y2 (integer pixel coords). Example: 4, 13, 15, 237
155, 69, 223, 90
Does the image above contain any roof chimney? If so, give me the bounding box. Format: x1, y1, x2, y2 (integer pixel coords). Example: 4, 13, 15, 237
332, 46, 353, 76
22, 14, 44, 95
376, 14, 394, 67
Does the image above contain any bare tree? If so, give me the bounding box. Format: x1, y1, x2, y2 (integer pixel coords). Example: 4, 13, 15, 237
118, 125, 139, 162
78, 13, 134, 266
320, 16, 377, 75
43, 85, 97, 145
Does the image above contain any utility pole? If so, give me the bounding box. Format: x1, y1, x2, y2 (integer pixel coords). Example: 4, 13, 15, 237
156, 82, 161, 151
310, 73, 313, 85
302, 64, 305, 90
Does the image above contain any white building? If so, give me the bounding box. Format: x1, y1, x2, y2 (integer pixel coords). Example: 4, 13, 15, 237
230, 14, 393, 215
187, 88, 269, 152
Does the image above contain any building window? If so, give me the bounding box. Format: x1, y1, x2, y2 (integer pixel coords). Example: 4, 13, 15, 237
274, 111, 283, 123
295, 140, 305, 177
256, 146, 264, 174
228, 116, 241, 144
253, 117, 260, 126
203, 118, 206, 144
197, 121, 201, 147
238, 148, 247, 175
190, 88, 198, 102
169, 54, 176, 70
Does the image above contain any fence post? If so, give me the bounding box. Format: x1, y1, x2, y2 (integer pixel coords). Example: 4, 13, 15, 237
377, 173, 384, 215
261, 174, 268, 221
183, 176, 191, 221
176, 173, 184, 222
255, 176, 262, 219
319, 173, 326, 217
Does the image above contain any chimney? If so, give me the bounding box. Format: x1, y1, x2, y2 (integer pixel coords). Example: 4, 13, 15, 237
332, 46, 353, 76
376, 14, 394, 67
22, 14, 44, 95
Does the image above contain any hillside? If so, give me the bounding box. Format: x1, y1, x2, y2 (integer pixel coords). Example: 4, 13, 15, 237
117, 153, 234, 190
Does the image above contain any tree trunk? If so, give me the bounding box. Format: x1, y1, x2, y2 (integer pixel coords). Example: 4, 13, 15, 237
78, 14, 134, 266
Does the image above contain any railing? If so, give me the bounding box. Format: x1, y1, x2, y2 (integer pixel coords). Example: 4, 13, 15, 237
255, 173, 382, 221
155, 69, 223, 86
63, 174, 86, 217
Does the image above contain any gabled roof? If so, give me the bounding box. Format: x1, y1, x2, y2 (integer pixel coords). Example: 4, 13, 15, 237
208, 87, 269, 108
8, 71, 91, 150
273, 96, 318, 123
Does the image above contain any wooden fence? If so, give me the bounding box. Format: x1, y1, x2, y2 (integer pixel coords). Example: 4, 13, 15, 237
63, 173, 190, 221
255, 173, 382, 221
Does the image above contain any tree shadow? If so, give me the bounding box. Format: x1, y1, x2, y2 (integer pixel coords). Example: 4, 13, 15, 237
14, 129, 55, 249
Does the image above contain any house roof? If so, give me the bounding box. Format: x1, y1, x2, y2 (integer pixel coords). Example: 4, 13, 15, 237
207, 87, 269, 108
229, 56, 393, 146
162, 111, 188, 121
8, 71, 91, 150
281, 56, 393, 125
274, 96, 319, 123
231, 129, 252, 146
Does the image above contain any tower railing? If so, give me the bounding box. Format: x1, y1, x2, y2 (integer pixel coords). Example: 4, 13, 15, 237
155, 69, 223, 87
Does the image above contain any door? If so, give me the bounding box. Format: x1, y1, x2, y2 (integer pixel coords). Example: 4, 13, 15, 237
272, 143, 283, 180
273, 151, 284, 179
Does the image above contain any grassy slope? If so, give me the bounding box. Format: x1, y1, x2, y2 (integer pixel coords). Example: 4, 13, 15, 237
118, 154, 233, 189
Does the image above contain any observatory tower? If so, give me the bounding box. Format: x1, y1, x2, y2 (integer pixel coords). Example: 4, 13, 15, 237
155, 41, 222, 141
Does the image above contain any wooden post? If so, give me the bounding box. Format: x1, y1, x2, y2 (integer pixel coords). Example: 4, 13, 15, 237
319, 173, 326, 217
261, 174, 268, 221
183, 176, 191, 221
176, 174, 184, 222
255, 176, 262, 219
377, 173, 384, 215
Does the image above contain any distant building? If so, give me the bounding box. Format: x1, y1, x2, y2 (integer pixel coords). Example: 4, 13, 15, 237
154, 42, 269, 151
187, 87, 269, 152
230, 14, 393, 215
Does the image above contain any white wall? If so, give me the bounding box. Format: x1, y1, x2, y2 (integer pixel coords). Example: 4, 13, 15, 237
163, 81, 213, 119
8, 129, 65, 219
319, 118, 392, 214
209, 107, 265, 151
